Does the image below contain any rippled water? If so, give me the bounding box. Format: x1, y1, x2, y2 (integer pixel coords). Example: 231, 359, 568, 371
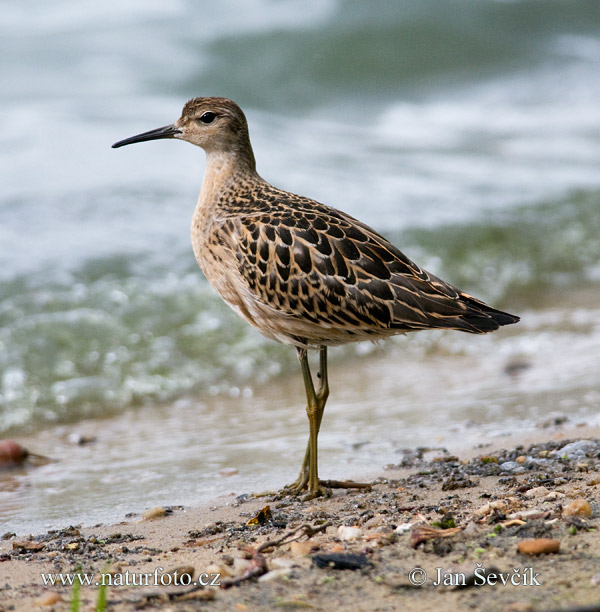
1, 0, 599, 533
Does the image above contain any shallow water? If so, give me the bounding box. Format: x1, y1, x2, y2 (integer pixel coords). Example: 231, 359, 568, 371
3, 286, 599, 535
1, 0, 600, 533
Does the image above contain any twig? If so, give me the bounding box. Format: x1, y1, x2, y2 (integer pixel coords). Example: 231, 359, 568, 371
256, 521, 332, 553
410, 525, 462, 549
220, 555, 268, 589
319, 479, 372, 490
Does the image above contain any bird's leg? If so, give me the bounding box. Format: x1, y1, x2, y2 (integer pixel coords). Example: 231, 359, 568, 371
285, 346, 328, 497
297, 346, 328, 477
280, 346, 372, 497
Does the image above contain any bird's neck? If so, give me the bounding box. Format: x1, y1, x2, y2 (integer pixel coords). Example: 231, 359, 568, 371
198, 149, 257, 208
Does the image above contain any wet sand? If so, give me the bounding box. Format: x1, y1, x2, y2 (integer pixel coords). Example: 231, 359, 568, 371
1, 422, 599, 612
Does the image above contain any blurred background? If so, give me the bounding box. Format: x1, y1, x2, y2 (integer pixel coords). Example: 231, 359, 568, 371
1, 0, 599, 533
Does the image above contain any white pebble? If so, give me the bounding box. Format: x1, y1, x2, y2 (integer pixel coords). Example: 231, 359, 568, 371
338, 526, 363, 541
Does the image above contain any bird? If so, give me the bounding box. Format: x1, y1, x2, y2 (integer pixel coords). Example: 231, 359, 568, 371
112, 97, 519, 498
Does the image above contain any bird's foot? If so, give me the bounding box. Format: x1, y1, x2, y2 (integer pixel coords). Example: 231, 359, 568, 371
279, 476, 371, 500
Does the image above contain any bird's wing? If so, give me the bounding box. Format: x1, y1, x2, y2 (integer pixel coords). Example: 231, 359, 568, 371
210, 194, 516, 336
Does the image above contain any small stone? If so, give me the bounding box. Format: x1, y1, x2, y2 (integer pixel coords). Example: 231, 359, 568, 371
508, 509, 549, 521
363, 514, 384, 529
12, 540, 45, 552
35, 592, 62, 606
395, 523, 413, 534
517, 538, 560, 555
556, 440, 597, 460
258, 567, 292, 582
576, 462, 589, 472
591, 573, 600, 586
66, 542, 79, 550
499, 461, 525, 474
515, 455, 527, 464
563, 498, 592, 518
524, 486, 549, 499
312, 552, 370, 570
476, 500, 508, 515
544, 491, 565, 501
337, 526, 363, 541
290, 540, 316, 556
142, 506, 167, 520
68, 433, 96, 445
587, 477, 600, 486
0, 439, 29, 467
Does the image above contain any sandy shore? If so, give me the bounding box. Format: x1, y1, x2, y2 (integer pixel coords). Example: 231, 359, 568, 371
1, 423, 599, 611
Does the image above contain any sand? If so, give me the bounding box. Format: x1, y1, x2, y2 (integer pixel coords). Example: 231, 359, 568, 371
1, 423, 599, 612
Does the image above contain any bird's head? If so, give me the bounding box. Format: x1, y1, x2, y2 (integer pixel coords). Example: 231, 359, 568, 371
112, 97, 252, 157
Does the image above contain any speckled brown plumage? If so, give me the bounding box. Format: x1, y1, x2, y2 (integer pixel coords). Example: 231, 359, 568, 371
113, 96, 519, 498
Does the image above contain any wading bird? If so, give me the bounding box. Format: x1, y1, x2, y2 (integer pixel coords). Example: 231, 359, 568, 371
113, 97, 519, 498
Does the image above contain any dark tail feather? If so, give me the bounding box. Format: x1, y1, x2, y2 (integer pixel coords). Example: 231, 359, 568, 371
460, 296, 520, 333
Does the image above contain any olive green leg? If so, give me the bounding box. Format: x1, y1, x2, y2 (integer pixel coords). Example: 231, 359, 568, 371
285, 346, 328, 496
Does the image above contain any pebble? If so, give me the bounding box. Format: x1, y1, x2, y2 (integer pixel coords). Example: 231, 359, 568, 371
507, 509, 548, 521
337, 526, 363, 541
0, 440, 29, 467
499, 461, 525, 474
394, 523, 413, 534
591, 573, 600, 586
142, 506, 167, 520
67, 433, 96, 445
517, 538, 560, 555
556, 440, 597, 460
290, 540, 316, 557
34, 592, 62, 606
363, 514, 384, 528
12, 540, 45, 551
563, 498, 592, 518
476, 500, 508, 516
524, 486, 549, 499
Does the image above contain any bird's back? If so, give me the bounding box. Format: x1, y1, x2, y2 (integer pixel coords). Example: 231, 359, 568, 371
197, 177, 519, 348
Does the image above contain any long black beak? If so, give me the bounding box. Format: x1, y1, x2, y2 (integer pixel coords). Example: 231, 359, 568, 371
112, 124, 182, 148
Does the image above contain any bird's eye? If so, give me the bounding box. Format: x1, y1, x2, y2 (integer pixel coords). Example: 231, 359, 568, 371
199, 111, 217, 124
